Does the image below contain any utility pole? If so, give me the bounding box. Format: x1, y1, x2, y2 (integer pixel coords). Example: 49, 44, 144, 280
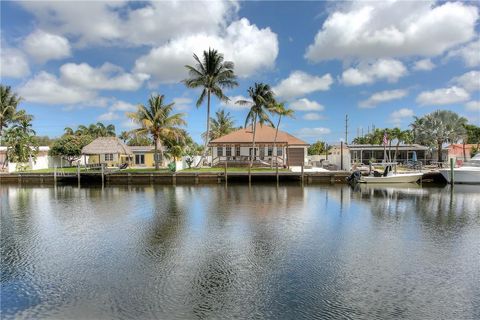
367, 125, 370, 135
345, 114, 348, 145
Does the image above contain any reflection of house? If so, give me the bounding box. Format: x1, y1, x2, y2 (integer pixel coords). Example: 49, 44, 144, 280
347, 144, 428, 164
82, 137, 133, 167
209, 124, 309, 166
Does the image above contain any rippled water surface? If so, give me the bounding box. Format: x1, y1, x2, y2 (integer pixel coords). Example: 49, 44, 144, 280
1, 183, 480, 319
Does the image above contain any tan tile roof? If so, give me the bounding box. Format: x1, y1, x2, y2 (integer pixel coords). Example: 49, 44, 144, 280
82, 137, 133, 155
209, 124, 308, 146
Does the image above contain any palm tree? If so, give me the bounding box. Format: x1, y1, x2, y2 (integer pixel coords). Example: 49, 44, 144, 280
127, 94, 186, 169
270, 101, 294, 167
237, 83, 276, 168
64, 127, 75, 136
0, 85, 22, 138
183, 48, 238, 166
204, 109, 238, 141
411, 110, 467, 163
119, 131, 131, 142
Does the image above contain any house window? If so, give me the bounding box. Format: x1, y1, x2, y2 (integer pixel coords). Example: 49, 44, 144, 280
135, 154, 145, 165
105, 153, 114, 161
277, 148, 283, 156
268, 146, 273, 156
226, 146, 232, 157
217, 147, 223, 157
236, 145, 241, 156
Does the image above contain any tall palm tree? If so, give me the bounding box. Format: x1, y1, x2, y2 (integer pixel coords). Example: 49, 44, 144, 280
119, 131, 131, 142
183, 48, 238, 166
204, 109, 238, 141
270, 101, 294, 167
127, 94, 186, 169
64, 127, 75, 136
237, 83, 276, 168
0, 85, 22, 137
411, 110, 467, 163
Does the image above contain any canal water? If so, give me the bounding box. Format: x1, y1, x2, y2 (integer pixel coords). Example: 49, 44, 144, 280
1, 184, 479, 319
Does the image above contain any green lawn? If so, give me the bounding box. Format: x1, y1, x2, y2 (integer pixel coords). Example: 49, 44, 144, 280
180, 167, 290, 172
23, 167, 170, 173
119, 168, 170, 173
24, 167, 83, 173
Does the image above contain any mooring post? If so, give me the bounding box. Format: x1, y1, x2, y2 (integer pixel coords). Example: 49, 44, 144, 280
450, 158, 454, 185
248, 163, 251, 185
77, 161, 80, 186
276, 163, 279, 185
301, 162, 304, 184
340, 141, 344, 171
101, 164, 104, 187
224, 160, 228, 185
54, 165, 57, 185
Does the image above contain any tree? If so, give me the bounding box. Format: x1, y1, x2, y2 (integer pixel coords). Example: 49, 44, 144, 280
183, 48, 238, 166
3, 112, 38, 170
411, 110, 467, 162
237, 83, 276, 168
119, 131, 131, 142
308, 141, 328, 155
127, 94, 186, 169
204, 109, 238, 141
126, 133, 152, 146
49, 135, 93, 166
0, 85, 22, 138
270, 101, 294, 167
464, 124, 480, 144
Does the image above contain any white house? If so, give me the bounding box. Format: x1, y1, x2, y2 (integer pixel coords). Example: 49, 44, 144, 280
208, 124, 309, 167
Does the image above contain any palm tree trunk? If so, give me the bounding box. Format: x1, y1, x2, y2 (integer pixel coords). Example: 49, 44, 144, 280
463, 140, 466, 161
197, 90, 211, 167
154, 137, 159, 170
271, 115, 282, 168
394, 141, 400, 162
250, 114, 257, 169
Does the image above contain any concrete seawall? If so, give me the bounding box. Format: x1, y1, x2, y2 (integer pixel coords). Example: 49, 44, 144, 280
0, 171, 352, 185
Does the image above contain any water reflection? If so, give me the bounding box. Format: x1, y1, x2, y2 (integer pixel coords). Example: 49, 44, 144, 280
1, 184, 479, 319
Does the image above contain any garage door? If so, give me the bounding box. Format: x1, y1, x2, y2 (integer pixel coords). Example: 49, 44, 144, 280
287, 148, 304, 166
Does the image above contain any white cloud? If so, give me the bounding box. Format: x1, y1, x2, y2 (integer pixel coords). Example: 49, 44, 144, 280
450, 70, 480, 93
302, 113, 326, 121
413, 59, 435, 71
18, 71, 96, 104
341, 59, 407, 85
389, 108, 414, 125
305, 1, 478, 62
273, 71, 333, 99
447, 39, 480, 67
465, 101, 480, 112
297, 127, 331, 137
60, 63, 149, 91
97, 111, 119, 121
220, 95, 251, 110
359, 89, 408, 108
23, 29, 71, 63
19, 1, 237, 47
134, 18, 278, 83
110, 100, 136, 112
290, 98, 325, 111
416, 86, 470, 106
0, 48, 30, 78
173, 97, 193, 111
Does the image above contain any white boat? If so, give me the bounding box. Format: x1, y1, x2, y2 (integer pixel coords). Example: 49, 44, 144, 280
439, 154, 480, 184
360, 172, 423, 183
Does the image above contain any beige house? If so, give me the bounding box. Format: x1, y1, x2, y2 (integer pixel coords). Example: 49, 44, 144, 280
208, 124, 309, 167
82, 137, 133, 167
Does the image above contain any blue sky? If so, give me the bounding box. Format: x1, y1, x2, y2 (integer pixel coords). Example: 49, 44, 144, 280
1, 0, 479, 144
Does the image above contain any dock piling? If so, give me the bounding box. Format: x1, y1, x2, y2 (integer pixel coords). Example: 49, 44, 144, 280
450, 158, 454, 185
